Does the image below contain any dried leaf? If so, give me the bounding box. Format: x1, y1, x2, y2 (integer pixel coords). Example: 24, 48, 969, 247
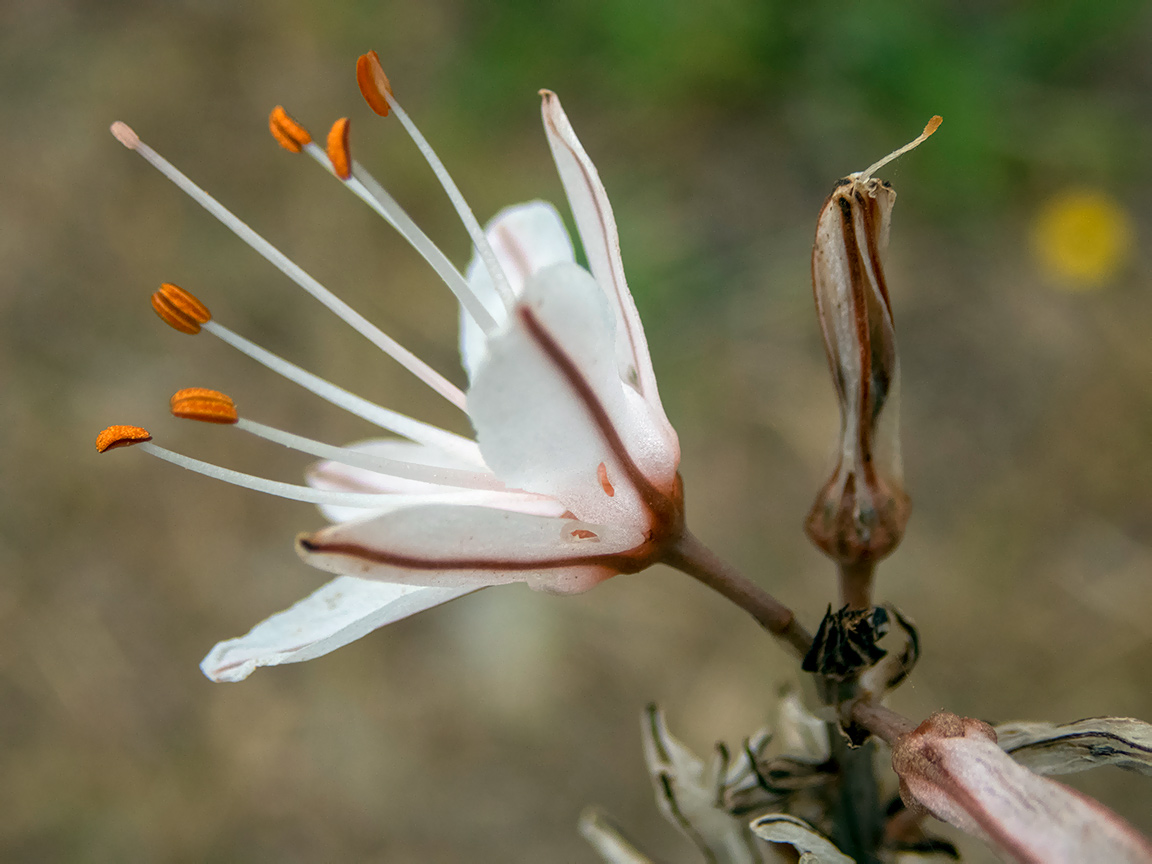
749, 814, 855, 863
858, 604, 920, 699
996, 717, 1152, 777
642, 704, 765, 864
579, 807, 658, 864
778, 691, 832, 763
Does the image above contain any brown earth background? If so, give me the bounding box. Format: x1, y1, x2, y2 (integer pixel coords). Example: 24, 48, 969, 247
2, 1, 1151, 861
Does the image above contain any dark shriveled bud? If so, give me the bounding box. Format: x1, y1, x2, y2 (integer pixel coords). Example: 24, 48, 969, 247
805, 119, 939, 566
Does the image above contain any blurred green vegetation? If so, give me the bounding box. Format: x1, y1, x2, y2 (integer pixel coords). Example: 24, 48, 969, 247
2, 1, 1152, 862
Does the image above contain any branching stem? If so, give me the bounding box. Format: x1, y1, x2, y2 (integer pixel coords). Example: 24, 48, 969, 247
662, 531, 813, 658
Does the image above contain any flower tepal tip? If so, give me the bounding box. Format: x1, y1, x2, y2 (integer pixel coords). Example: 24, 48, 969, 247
152, 282, 212, 334
356, 51, 392, 117
170, 388, 239, 424
96, 425, 152, 453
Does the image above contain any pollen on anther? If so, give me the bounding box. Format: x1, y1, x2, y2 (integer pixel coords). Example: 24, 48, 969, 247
269, 106, 312, 153
96, 425, 152, 453
356, 51, 393, 117
597, 462, 615, 497
327, 118, 352, 180
170, 388, 239, 424
152, 283, 211, 334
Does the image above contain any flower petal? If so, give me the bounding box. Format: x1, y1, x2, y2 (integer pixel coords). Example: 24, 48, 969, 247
539, 90, 664, 409
468, 260, 678, 528
298, 502, 646, 595
460, 200, 576, 380
200, 576, 476, 682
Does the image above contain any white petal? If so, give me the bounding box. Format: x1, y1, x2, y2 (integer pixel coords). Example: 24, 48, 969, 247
200, 576, 476, 682
298, 502, 646, 595
539, 90, 664, 410
468, 261, 679, 528
461, 201, 576, 380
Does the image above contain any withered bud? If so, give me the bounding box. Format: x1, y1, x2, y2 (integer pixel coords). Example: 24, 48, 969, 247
892, 712, 1152, 862
806, 173, 910, 565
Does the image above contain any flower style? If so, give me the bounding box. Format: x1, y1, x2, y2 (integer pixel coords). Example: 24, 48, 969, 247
100, 53, 684, 681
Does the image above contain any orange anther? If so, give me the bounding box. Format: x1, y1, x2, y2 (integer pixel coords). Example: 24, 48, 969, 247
269, 106, 312, 153
96, 425, 152, 453
597, 462, 615, 497
152, 283, 211, 335
356, 51, 393, 117
327, 118, 352, 181
570, 529, 598, 540
170, 388, 239, 424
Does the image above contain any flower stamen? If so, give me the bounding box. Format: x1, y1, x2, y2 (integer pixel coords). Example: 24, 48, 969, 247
355, 51, 517, 313
170, 388, 240, 424
271, 110, 499, 334
325, 118, 352, 181
268, 106, 312, 153
97, 431, 421, 509
152, 282, 211, 334
95, 425, 152, 453
110, 121, 467, 411
148, 285, 480, 459
164, 387, 503, 489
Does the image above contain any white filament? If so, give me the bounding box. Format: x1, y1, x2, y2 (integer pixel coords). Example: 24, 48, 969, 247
140, 442, 395, 508
112, 123, 467, 411
202, 320, 480, 461
381, 93, 517, 311
301, 141, 500, 334
235, 417, 503, 490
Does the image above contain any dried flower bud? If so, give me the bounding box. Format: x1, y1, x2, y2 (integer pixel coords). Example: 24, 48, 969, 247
892, 712, 1152, 863
805, 122, 941, 565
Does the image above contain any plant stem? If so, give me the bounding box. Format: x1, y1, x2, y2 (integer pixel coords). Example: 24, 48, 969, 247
838, 560, 875, 609
662, 531, 813, 658
851, 700, 917, 746
828, 731, 883, 864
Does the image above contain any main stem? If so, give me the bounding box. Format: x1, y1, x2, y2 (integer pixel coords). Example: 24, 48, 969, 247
839, 560, 876, 609
662, 530, 813, 658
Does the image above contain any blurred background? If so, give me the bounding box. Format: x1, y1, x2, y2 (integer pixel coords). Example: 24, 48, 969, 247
3, 0, 1152, 861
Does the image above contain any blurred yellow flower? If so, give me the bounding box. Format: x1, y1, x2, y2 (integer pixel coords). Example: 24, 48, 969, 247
1031, 189, 1134, 289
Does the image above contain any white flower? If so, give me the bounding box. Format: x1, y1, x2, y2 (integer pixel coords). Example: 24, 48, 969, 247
100, 54, 682, 681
